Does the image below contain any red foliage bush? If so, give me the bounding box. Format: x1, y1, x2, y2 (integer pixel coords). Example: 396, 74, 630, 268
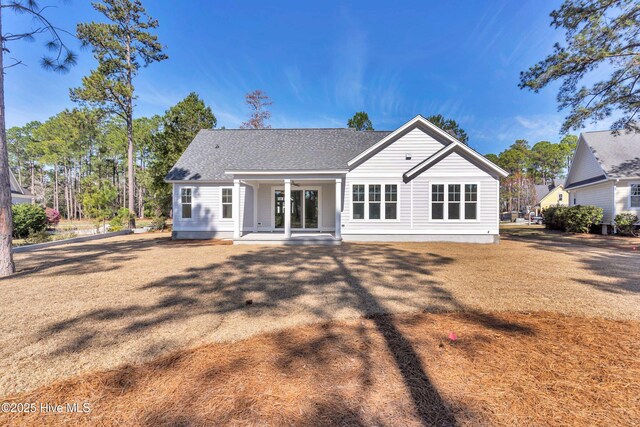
45, 207, 61, 226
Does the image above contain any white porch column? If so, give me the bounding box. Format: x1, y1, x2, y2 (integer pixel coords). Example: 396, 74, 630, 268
284, 179, 292, 238
335, 178, 342, 239
233, 179, 241, 239
253, 183, 259, 232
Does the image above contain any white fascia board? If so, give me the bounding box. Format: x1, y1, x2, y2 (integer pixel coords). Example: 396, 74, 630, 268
165, 180, 233, 184
404, 143, 508, 181
225, 170, 348, 175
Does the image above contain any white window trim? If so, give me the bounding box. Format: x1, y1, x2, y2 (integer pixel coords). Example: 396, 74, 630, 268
629, 182, 640, 210
180, 187, 193, 220
350, 183, 401, 222
220, 186, 233, 220
429, 182, 480, 222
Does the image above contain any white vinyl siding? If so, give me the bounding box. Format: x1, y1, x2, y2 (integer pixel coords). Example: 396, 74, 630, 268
343, 146, 500, 234
350, 127, 446, 175
566, 139, 606, 187
172, 183, 251, 232
614, 181, 640, 216
569, 181, 614, 223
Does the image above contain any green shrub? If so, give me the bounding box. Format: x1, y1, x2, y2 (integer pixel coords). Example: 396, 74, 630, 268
563, 205, 604, 233
542, 206, 568, 230
150, 216, 166, 231
109, 208, 135, 232
12, 204, 47, 238
614, 212, 639, 236
24, 230, 51, 245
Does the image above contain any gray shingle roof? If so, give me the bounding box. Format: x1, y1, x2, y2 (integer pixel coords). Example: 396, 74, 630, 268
9, 169, 28, 195
165, 128, 392, 182
534, 184, 553, 204
582, 129, 640, 178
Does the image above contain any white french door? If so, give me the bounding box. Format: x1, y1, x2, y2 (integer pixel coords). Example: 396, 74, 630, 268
273, 187, 321, 230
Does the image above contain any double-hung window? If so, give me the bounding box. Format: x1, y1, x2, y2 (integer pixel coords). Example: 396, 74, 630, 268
448, 184, 461, 220
431, 184, 445, 220
431, 183, 478, 221
631, 184, 640, 208
352, 185, 365, 219
385, 185, 398, 219
369, 185, 381, 219
352, 183, 399, 220
181, 188, 192, 219
464, 184, 478, 220
222, 188, 233, 219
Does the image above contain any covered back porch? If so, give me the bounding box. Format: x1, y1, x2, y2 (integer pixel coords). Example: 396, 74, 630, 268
229, 172, 345, 244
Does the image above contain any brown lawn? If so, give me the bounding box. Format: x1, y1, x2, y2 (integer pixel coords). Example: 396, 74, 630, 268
3, 312, 639, 426
1, 227, 639, 425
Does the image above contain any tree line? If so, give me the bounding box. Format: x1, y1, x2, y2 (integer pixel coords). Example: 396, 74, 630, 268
486, 135, 577, 213
8, 92, 215, 220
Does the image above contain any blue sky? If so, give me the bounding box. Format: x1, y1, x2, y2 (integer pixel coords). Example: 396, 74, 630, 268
3, 0, 613, 155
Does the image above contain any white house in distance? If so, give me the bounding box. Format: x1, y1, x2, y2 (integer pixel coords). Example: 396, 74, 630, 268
10, 169, 33, 205
565, 129, 640, 232
165, 115, 508, 244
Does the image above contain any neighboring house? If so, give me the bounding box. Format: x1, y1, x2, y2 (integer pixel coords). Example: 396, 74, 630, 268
534, 182, 568, 215
9, 169, 34, 205
565, 129, 640, 232
165, 115, 508, 244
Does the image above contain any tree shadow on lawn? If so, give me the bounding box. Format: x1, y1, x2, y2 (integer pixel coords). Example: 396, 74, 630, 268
4, 237, 175, 279
38, 242, 534, 426
501, 230, 640, 295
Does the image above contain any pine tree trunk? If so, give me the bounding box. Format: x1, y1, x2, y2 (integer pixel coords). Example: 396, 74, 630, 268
126, 115, 135, 228
30, 161, 35, 204
64, 164, 71, 220
54, 166, 59, 211
138, 185, 143, 218
0, 7, 16, 276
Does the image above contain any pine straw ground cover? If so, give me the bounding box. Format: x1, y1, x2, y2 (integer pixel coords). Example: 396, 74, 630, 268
3, 311, 639, 426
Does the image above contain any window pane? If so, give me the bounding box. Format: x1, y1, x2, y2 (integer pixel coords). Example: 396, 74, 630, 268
222, 188, 232, 204
432, 184, 444, 202
432, 203, 444, 220
181, 188, 191, 204
449, 202, 460, 219
464, 184, 477, 202
182, 203, 192, 219
385, 203, 397, 219
222, 204, 232, 219
385, 185, 397, 202
353, 185, 365, 202
632, 185, 640, 208
369, 185, 381, 202
449, 184, 461, 201
353, 203, 365, 219
305, 190, 319, 228
369, 203, 381, 219
465, 202, 477, 220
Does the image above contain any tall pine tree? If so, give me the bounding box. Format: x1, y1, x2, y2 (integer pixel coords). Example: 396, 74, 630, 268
71, 0, 167, 226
